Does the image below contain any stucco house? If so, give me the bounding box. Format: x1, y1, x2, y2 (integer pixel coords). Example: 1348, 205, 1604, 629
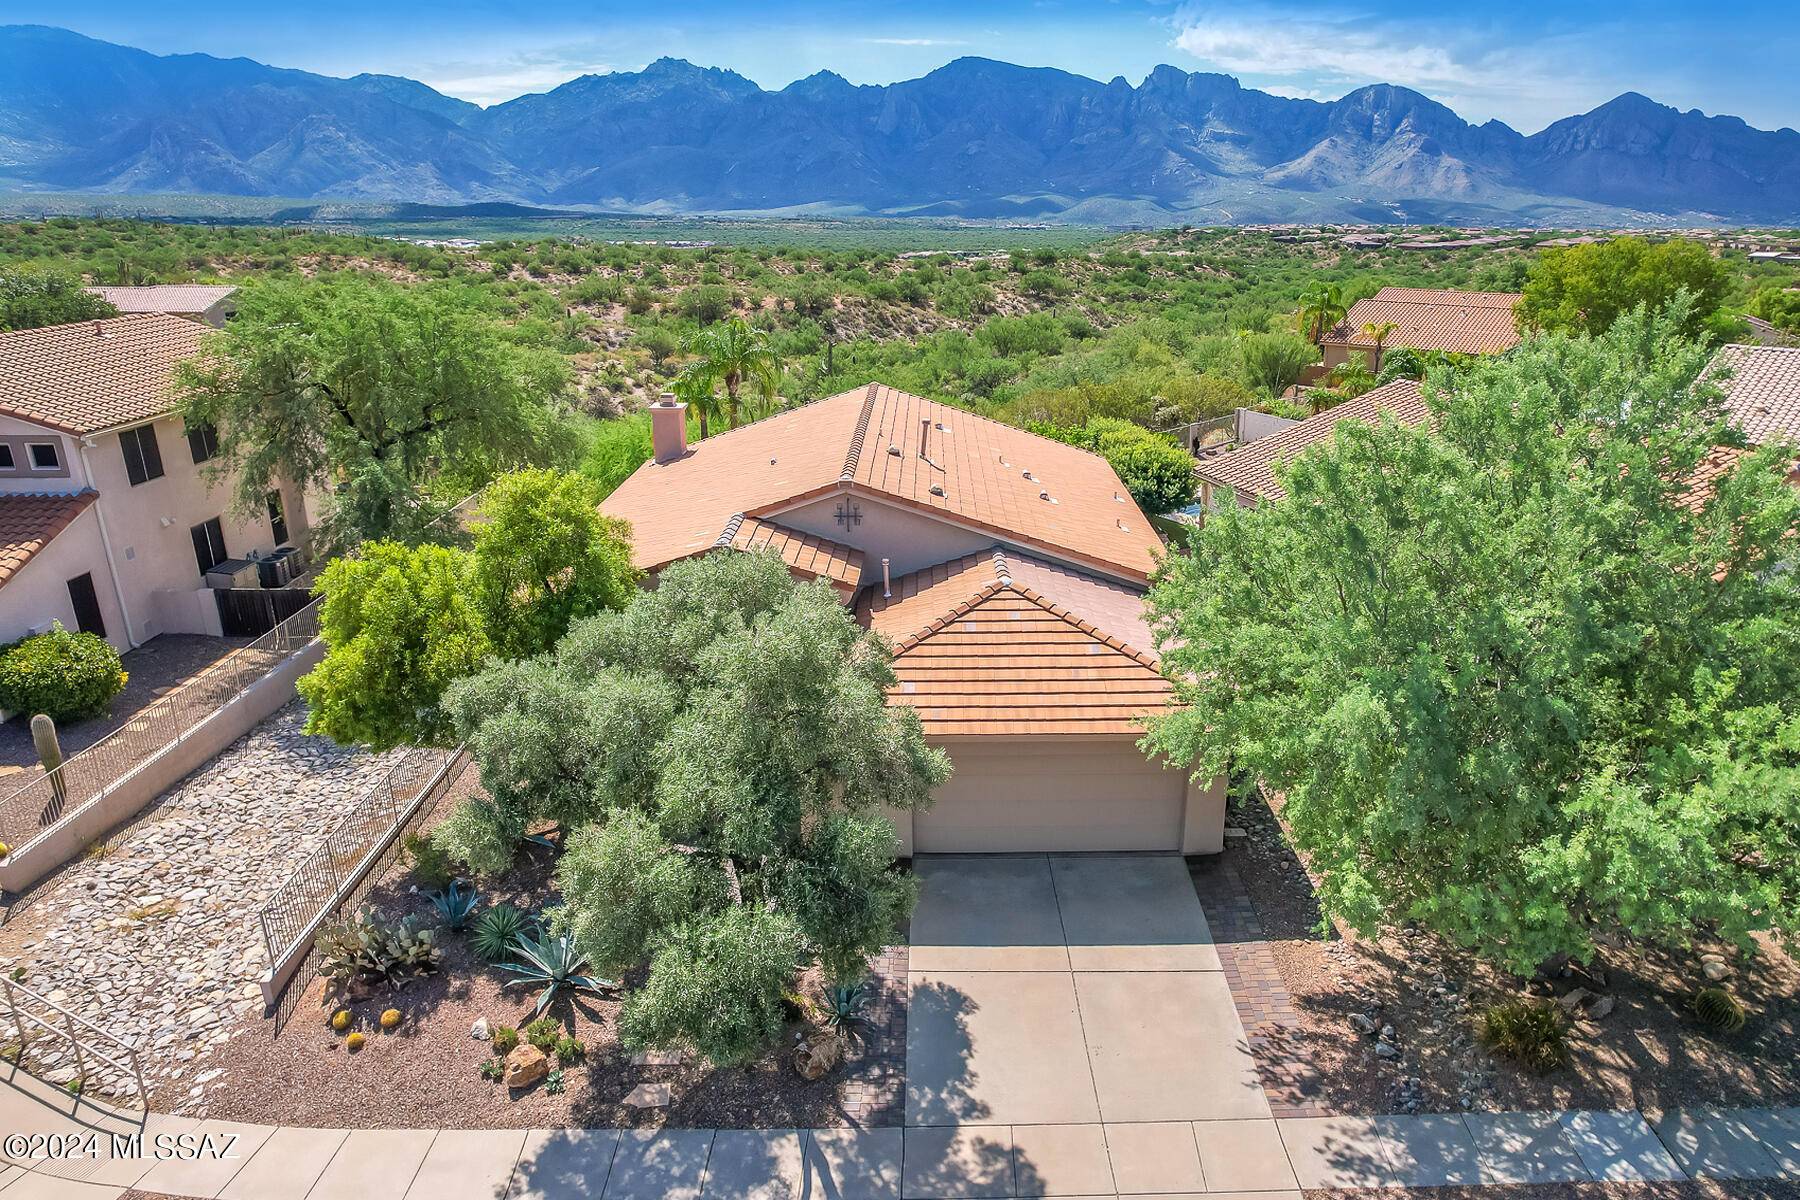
0, 314, 308, 652
602, 382, 1225, 855
1320, 287, 1522, 371
86, 285, 239, 328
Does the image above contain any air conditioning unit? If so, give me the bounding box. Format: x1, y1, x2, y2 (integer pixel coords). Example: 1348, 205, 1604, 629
257, 551, 294, 588
204, 559, 262, 589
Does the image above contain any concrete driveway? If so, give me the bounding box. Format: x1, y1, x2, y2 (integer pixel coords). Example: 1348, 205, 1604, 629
905, 854, 1271, 1129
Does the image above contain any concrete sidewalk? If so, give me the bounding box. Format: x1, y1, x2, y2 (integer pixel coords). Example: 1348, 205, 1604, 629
1, 1060, 1798, 1200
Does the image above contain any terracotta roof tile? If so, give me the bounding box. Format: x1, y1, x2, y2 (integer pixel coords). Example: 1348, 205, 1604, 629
1708, 344, 1800, 447
0, 491, 98, 591
858, 547, 1172, 737
1322, 287, 1522, 356
86, 285, 236, 315
1197, 379, 1428, 504
0, 314, 208, 436
720, 515, 865, 589
604, 382, 1163, 582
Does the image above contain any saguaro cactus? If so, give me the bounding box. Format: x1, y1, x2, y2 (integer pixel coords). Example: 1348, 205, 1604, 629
30, 713, 66, 825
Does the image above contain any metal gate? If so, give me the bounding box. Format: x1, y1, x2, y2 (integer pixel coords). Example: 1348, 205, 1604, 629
213, 587, 314, 636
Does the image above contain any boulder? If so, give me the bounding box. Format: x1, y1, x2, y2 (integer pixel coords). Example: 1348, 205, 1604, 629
1348, 1013, 1377, 1035
1701, 954, 1732, 982
624, 1082, 671, 1109
470, 1018, 491, 1041
503, 1045, 549, 1090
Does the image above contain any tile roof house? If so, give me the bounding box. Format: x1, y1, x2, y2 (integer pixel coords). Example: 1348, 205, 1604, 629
0, 315, 309, 654
1195, 379, 1428, 507
1320, 287, 1522, 370
1708, 344, 1800, 447
602, 385, 1223, 855
86, 285, 238, 327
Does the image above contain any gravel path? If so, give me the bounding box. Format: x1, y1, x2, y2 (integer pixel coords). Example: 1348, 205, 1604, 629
0, 700, 398, 1114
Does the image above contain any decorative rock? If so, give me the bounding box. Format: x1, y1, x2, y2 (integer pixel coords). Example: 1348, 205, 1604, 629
503, 1045, 549, 1090
470, 1018, 491, 1041
629, 1049, 685, 1067
1586, 995, 1615, 1020
1701, 954, 1732, 982
1348, 1013, 1377, 1035
1374, 1040, 1400, 1059
624, 1082, 671, 1109
1557, 987, 1593, 1013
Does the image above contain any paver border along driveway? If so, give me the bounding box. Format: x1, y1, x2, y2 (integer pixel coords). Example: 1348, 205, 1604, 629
905, 854, 1270, 1129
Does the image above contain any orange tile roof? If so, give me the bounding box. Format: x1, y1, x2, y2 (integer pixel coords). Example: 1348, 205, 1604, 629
0, 491, 98, 591
603, 383, 1163, 583
1322, 287, 1522, 356
1197, 379, 1428, 505
858, 547, 1173, 737
721, 515, 865, 590
0, 314, 208, 436
1708, 344, 1800, 447
87, 285, 236, 315
1677, 445, 1755, 513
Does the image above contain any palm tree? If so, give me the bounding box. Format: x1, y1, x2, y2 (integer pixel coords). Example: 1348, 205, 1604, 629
679, 317, 782, 433
671, 366, 722, 441
1297, 283, 1347, 346
1360, 320, 1399, 376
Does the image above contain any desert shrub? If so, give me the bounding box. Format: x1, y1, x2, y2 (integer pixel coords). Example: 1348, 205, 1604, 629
554, 1035, 586, 1065
316, 909, 442, 992
524, 1017, 561, 1053
400, 832, 457, 891
0, 627, 126, 721
479, 1057, 505, 1081
678, 285, 734, 325
1477, 1000, 1569, 1074
471, 903, 532, 962
490, 1025, 519, 1056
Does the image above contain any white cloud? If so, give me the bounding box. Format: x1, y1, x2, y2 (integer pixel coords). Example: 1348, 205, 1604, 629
1167, 5, 1604, 128
415, 44, 621, 105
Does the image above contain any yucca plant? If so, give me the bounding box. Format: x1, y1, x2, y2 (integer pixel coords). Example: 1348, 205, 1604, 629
471, 903, 532, 963
429, 881, 480, 931
499, 931, 618, 1017
821, 980, 872, 1043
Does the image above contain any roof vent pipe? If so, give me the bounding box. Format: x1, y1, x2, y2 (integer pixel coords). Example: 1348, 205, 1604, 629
882, 557, 891, 599
919, 417, 930, 459
650, 393, 688, 464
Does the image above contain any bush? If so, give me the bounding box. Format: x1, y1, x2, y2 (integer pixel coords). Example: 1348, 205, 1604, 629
0, 627, 127, 721
554, 1035, 586, 1065
1477, 1000, 1569, 1074
400, 832, 458, 891
524, 1016, 561, 1053
490, 1025, 519, 1056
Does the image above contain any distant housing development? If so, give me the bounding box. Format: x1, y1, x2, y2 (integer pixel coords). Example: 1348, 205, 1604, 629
0, 314, 307, 651
603, 383, 1225, 855
1320, 286, 1523, 369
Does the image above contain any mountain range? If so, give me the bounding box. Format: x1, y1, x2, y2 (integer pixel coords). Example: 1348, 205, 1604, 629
3, 25, 1798, 225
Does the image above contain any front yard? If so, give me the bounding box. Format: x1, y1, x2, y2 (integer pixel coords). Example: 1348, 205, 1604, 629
1221, 787, 1800, 1117
201, 784, 907, 1130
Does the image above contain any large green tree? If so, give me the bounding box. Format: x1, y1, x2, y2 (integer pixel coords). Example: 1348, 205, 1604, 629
1146, 305, 1800, 974
1, 266, 116, 331
177, 277, 576, 548
469, 468, 637, 660
440, 551, 949, 1063
299, 469, 635, 749
1517, 236, 1729, 340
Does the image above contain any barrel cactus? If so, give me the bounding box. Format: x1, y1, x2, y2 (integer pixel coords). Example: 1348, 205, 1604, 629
1693, 987, 1746, 1032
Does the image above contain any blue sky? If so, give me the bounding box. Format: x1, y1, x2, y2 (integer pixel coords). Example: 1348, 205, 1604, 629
9, 0, 1797, 133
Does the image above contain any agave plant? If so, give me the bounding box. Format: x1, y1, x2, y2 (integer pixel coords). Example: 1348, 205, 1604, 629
471, 902, 533, 963
429, 881, 480, 931
821, 980, 872, 1043
499, 931, 618, 1017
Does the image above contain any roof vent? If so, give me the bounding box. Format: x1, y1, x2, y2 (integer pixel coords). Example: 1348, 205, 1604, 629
1114, 491, 1126, 502
1117, 519, 1130, 531
888, 444, 902, 456
934, 421, 950, 432
1022, 470, 1034, 481
1039, 490, 1057, 504
929, 484, 946, 497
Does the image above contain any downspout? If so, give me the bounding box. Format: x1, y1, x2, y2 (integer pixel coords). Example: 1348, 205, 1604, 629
77, 439, 139, 648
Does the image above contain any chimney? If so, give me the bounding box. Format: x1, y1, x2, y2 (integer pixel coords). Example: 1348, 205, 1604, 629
650, 393, 688, 464
881, 558, 891, 599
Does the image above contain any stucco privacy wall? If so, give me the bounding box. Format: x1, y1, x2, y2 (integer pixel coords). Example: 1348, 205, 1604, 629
887, 737, 1224, 855
0, 506, 124, 649
0, 638, 325, 894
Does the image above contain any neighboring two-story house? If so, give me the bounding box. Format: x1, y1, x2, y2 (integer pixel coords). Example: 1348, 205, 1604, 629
603, 383, 1226, 856
0, 314, 308, 651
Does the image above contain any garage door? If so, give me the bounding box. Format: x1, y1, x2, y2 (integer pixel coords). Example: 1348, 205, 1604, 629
913, 739, 1186, 853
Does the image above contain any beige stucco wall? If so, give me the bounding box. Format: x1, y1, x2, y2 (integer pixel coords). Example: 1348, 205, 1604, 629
0, 506, 125, 650
0, 417, 84, 491
771, 491, 992, 586
893, 735, 1226, 855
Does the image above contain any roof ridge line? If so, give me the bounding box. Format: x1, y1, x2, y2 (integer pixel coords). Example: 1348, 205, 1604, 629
713, 512, 747, 548
840, 382, 879, 483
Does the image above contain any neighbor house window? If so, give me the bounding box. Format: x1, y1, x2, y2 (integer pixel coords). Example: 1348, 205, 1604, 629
187, 423, 219, 465
27, 442, 59, 471
120, 424, 164, 486
0, 444, 13, 471
190, 517, 228, 577
266, 490, 289, 544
